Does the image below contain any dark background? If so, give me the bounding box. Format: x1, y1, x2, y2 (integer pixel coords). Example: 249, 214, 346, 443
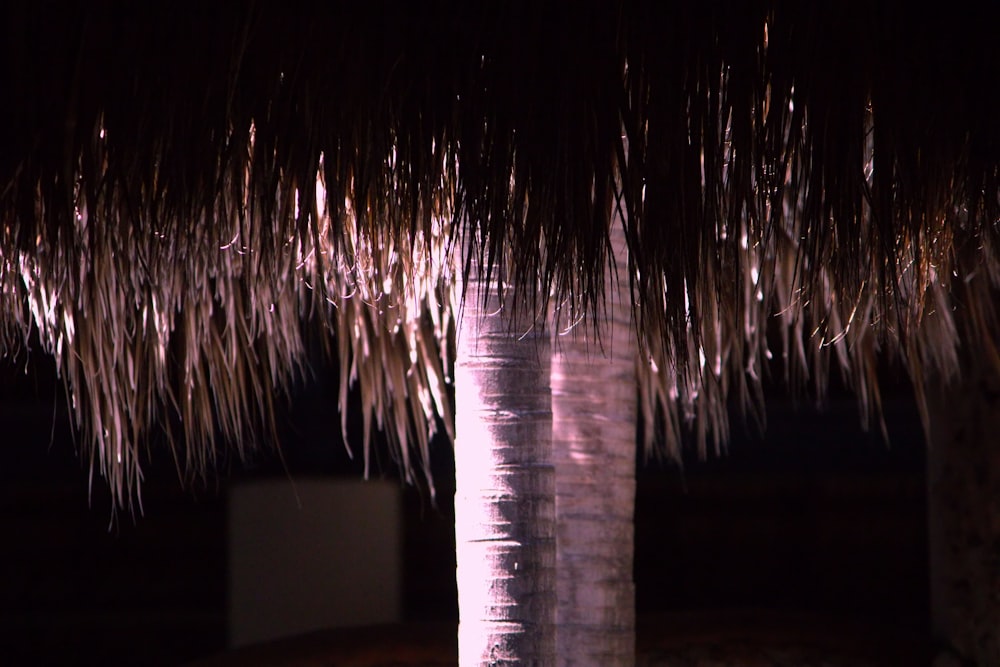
0, 352, 928, 665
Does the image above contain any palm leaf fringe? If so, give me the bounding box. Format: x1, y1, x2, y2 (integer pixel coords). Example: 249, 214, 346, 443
1, 2, 999, 503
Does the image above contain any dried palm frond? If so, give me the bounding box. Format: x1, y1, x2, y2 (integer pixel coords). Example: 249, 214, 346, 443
627, 4, 1000, 458
0, 138, 454, 509
2, 2, 999, 503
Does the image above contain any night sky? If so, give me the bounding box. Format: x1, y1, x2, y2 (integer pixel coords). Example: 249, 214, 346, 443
1, 351, 929, 665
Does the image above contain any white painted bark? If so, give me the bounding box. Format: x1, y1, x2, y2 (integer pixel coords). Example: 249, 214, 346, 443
455, 279, 556, 666
927, 364, 1000, 666
551, 224, 637, 666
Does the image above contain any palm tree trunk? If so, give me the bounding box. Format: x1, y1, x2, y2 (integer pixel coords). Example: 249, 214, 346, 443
454, 279, 556, 666
927, 362, 1000, 666
551, 225, 637, 666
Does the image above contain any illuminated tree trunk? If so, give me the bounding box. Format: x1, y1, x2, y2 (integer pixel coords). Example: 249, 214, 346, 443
551, 224, 637, 666
927, 362, 1000, 667
454, 280, 556, 666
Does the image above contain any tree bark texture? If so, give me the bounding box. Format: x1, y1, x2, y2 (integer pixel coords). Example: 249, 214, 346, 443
551, 223, 637, 666
455, 280, 556, 666
927, 363, 1000, 667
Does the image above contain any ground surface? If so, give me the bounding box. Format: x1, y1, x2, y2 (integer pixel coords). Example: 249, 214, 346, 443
183, 613, 930, 666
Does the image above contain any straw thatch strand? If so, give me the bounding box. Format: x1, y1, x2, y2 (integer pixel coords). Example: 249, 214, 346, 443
2, 1, 1000, 503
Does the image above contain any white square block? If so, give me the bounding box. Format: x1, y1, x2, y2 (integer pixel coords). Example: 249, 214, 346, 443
227, 477, 402, 647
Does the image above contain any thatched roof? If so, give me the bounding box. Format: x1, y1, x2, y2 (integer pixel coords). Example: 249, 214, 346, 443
2, 2, 999, 506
